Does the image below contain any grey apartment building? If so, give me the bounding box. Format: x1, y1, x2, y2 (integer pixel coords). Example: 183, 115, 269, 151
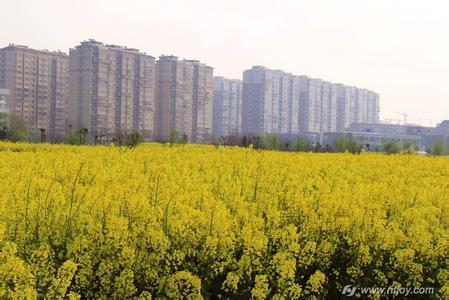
0, 44, 69, 141
155, 55, 213, 144
213, 76, 242, 138
242, 66, 380, 136
242, 66, 300, 136
299, 78, 341, 133
68, 40, 156, 141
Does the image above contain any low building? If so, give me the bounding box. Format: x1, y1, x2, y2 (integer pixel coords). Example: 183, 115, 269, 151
324, 121, 449, 152
347, 122, 408, 135
323, 131, 422, 151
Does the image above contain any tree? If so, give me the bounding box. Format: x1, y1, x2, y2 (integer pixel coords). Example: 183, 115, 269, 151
382, 139, 401, 154
331, 134, 362, 154
331, 134, 351, 153
95, 131, 106, 145
181, 134, 188, 145
39, 128, 47, 143
169, 130, 181, 146
242, 135, 248, 147
64, 125, 81, 145
125, 131, 143, 148
262, 133, 280, 150
250, 135, 264, 149
431, 141, 447, 156
216, 135, 227, 147
347, 140, 362, 154
5, 113, 28, 142
402, 139, 418, 154
295, 137, 314, 152
0, 126, 8, 140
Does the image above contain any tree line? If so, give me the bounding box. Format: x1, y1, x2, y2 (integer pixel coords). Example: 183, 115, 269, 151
1, 113, 449, 155
213, 133, 449, 156
0, 113, 143, 148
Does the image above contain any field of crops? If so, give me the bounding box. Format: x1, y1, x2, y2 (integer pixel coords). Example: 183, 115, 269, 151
0, 142, 448, 298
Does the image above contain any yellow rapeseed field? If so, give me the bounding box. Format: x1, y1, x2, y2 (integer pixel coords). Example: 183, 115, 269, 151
0, 142, 448, 298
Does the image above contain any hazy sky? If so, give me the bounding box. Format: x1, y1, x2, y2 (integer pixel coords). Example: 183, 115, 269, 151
2, 0, 448, 125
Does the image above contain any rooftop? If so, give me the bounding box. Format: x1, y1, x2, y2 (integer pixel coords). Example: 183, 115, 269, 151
77, 39, 153, 57
1, 44, 68, 56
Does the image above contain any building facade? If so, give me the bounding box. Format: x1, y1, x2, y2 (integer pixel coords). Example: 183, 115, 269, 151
213, 76, 242, 138
68, 40, 156, 142
155, 55, 213, 144
340, 121, 449, 152
241, 66, 266, 135
191, 60, 214, 143
242, 66, 299, 136
0, 44, 69, 141
242, 66, 380, 136
0, 89, 9, 126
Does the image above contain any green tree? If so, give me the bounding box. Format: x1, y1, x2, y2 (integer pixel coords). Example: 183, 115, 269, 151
0, 126, 7, 140
382, 139, 401, 154
331, 134, 362, 154
5, 113, 28, 142
78, 128, 89, 145
125, 130, 143, 148
295, 137, 314, 152
331, 134, 351, 153
263, 133, 280, 150
431, 141, 447, 156
64, 126, 81, 145
347, 139, 363, 154
215, 135, 227, 147
402, 139, 418, 154
169, 130, 182, 146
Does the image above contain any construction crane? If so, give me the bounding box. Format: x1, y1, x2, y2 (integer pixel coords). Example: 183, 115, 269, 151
397, 112, 409, 125
384, 118, 401, 125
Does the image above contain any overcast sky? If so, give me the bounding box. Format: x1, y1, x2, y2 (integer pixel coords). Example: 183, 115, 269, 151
2, 0, 448, 125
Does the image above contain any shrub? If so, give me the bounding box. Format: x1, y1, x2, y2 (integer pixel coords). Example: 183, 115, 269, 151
382, 139, 401, 154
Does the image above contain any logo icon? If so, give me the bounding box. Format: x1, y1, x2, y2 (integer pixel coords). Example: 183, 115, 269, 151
342, 285, 357, 297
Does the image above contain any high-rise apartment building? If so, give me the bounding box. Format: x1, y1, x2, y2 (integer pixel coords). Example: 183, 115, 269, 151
155, 55, 213, 144
241, 66, 267, 135
243, 66, 380, 136
68, 40, 156, 141
299, 78, 338, 133
0, 44, 69, 141
335, 84, 354, 132
0, 89, 9, 125
299, 77, 323, 133
242, 66, 298, 135
191, 60, 214, 143
335, 86, 379, 131
213, 76, 242, 138
366, 91, 380, 124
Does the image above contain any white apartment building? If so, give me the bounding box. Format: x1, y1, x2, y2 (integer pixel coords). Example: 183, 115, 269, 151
243, 66, 380, 136
213, 76, 242, 138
